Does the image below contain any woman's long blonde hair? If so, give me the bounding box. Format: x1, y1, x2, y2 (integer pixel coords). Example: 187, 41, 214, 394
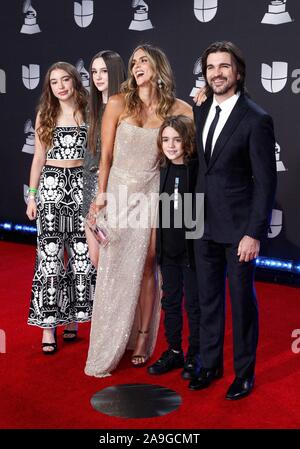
121, 44, 176, 123
36, 61, 88, 148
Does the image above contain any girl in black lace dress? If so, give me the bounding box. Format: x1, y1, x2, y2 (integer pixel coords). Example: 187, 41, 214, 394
26, 62, 96, 354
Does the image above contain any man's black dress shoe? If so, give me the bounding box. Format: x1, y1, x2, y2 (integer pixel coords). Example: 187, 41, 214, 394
147, 349, 184, 375
225, 376, 255, 400
188, 367, 223, 390
181, 353, 201, 380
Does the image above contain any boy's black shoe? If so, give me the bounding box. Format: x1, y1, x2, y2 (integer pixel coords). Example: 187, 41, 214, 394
147, 349, 184, 375
181, 353, 201, 380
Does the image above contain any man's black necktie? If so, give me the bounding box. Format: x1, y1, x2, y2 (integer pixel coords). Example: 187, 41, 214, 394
204, 105, 221, 165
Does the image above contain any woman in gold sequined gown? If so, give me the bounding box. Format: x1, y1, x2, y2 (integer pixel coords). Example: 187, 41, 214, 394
85, 44, 193, 377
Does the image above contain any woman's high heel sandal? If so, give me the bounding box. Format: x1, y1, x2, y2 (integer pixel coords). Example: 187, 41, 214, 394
131, 330, 149, 367
63, 323, 78, 341
42, 328, 57, 355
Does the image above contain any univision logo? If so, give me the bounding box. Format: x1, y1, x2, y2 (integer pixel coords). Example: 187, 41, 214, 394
261, 62, 300, 93
261, 61, 288, 92
74, 0, 94, 28
22, 64, 40, 89
194, 0, 218, 23
0, 69, 6, 93
268, 209, 282, 238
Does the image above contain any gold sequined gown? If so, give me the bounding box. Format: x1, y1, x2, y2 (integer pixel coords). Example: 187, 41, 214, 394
85, 121, 161, 377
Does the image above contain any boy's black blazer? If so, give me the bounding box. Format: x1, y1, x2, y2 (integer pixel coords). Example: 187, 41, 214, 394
156, 157, 199, 267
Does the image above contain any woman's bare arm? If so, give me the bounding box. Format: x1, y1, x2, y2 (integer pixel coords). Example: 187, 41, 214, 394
94, 94, 125, 211
171, 98, 193, 118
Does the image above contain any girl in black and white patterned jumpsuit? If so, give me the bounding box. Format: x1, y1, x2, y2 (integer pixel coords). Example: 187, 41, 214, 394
26, 62, 96, 354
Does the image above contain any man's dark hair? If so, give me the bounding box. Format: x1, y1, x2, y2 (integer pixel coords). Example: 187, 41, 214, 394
201, 41, 246, 96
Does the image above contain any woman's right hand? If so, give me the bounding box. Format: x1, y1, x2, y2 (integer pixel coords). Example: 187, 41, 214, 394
94, 192, 107, 214
193, 86, 207, 106
26, 199, 37, 220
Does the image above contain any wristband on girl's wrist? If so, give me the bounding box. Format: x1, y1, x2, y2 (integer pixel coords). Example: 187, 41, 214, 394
28, 187, 38, 194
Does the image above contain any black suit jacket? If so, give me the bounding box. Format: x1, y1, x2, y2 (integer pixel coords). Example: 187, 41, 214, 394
156, 158, 199, 267
194, 93, 277, 244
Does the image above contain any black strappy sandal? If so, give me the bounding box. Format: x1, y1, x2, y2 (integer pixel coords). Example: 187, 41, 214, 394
42, 328, 57, 355
63, 328, 78, 342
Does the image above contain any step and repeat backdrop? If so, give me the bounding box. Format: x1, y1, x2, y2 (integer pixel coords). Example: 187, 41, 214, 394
0, 0, 299, 263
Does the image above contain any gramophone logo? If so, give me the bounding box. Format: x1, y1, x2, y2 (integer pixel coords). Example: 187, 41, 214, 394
261, 1, 292, 25
22, 64, 40, 89
74, 1, 94, 28
24, 184, 30, 204
129, 0, 153, 31
268, 209, 283, 238
275, 142, 286, 172
261, 62, 288, 93
76, 59, 90, 90
190, 57, 206, 97
194, 0, 218, 23
22, 119, 35, 154
20, 0, 41, 34
0, 69, 6, 93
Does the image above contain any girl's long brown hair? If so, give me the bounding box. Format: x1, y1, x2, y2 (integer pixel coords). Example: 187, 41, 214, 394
37, 61, 88, 149
88, 51, 126, 154
121, 44, 176, 123
157, 115, 196, 167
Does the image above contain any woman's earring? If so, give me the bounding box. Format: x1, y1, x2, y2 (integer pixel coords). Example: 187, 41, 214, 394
157, 78, 163, 89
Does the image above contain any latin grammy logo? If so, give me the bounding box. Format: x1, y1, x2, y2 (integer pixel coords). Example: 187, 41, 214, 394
24, 184, 30, 204
20, 0, 41, 34
74, 0, 94, 28
194, 0, 218, 23
190, 57, 206, 97
261, 61, 288, 93
0, 69, 6, 93
22, 119, 35, 154
22, 64, 40, 89
268, 209, 283, 238
0, 330, 6, 354
129, 0, 153, 31
275, 142, 287, 172
76, 59, 90, 90
261, 0, 292, 25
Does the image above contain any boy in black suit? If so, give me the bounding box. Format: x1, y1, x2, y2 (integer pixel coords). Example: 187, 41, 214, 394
147, 116, 200, 380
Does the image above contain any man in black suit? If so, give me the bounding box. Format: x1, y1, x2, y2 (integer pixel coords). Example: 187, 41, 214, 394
189, 41, 277, 399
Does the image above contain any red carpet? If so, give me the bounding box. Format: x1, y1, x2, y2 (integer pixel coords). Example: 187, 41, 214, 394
0, 241, 300, 429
